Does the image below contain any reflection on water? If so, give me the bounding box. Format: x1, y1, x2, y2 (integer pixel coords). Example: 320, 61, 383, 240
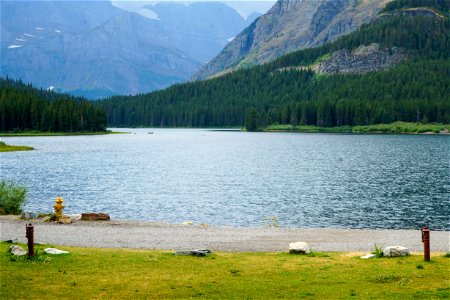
1, 129, 448, 230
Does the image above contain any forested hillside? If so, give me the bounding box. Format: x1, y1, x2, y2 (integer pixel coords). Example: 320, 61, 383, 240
0, 78, 106, 132
98, 0, 450, 130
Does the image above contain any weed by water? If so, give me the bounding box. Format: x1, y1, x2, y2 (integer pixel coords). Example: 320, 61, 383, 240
372, 244, 384, 258
262, 215, 280, 228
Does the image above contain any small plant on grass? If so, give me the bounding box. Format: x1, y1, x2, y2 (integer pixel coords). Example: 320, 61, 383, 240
416, 264, 424, 269
372, 274, 403, 284
0, 179, 27, 215
372, 244, 384, 258
444, 252, 450, 258
307, 252, 330, 258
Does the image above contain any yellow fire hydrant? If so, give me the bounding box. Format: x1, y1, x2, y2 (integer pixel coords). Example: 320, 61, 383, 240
54, 197, 64, 219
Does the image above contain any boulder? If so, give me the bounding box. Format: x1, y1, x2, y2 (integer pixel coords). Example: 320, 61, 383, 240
58, 216, 72, 224
289, 242, 311, 254
383, 246, 410, 257
81, 213, 110, 221
9, 245, 27, 256
44, 248, 69, 255
182, 221, 193, 226
174, 249, 212, 257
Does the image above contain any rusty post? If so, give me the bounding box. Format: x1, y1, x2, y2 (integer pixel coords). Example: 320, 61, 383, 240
421, 226, 430, 261
25, 223, 34, 257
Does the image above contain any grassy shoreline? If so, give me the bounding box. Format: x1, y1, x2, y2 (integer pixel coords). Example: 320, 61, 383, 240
1, 242, 448, 299
0, 141, 33, 152
0, 130, 127, 137
264, 122, 450, 134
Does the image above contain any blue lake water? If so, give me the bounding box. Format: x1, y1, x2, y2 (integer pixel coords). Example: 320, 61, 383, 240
1, 129, 448, 230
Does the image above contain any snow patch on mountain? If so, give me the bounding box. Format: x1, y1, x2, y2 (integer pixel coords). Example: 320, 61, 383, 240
138, 7, 160, 20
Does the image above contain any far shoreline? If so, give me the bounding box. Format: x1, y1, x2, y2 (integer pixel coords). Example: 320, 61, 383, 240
0, 141, 34, 152
106, 122, 450, 135
260, 122, 450, 135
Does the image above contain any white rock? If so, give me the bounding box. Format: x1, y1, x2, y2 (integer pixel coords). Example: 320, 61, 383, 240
383, 246, 410, 257
361, 253, 377, 259
289, 242, 310, 254
44, 248, 69, 255
21, 212, 38, 219
9, 245, 27, 256
182, 221, 193, 225
69, 214, 82, 221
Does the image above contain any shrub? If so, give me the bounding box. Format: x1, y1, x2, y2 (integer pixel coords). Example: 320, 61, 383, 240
372, 244, 384, 258
0, 180, 27, 215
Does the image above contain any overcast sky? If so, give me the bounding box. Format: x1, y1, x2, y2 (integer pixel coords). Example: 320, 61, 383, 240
111, 1, 276, 19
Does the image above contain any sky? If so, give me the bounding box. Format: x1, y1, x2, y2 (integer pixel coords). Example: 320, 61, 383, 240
111, 0, 276, 19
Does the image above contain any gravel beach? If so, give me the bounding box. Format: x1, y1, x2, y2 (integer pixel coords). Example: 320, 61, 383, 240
1, 217, 448, 252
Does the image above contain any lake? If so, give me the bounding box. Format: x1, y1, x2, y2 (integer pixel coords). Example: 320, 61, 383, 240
1, 129, 448, 230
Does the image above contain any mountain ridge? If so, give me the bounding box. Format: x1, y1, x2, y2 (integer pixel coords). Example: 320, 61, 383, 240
0, 1, 259, 98
193, 0, 391, 80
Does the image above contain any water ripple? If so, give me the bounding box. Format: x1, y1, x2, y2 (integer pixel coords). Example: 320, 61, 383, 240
1, 129, 448, 230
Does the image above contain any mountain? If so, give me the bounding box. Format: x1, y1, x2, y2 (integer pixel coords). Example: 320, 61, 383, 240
0, 0, 123, 34
55, 12, 201, 98
0, 1, 259, 98
98, 0, 450, 128
193, 0, 391, 80
147, 2, 259, 63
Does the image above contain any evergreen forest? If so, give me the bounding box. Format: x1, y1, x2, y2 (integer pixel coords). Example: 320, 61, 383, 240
0, 78, 107, 132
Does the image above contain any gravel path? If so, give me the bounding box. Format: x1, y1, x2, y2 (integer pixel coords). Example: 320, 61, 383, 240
1, 218, 449, 252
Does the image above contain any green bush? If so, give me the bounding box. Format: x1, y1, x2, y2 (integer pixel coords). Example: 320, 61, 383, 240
372, 244, 384, 258
0, 180, 27, 215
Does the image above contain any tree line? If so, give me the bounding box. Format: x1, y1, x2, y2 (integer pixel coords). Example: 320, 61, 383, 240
0, 78, 106, 132
382, 0, 450, 13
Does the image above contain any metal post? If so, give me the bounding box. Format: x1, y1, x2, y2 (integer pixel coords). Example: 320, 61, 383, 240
25, 223, 34, 257
421, 226, 430, 261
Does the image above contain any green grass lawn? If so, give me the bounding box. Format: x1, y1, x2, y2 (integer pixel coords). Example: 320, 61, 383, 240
264, 122, 450, 135
352, 122, 450, 134
264, 124, 353, 133
0, 141, 33, 152
1, 242, 448, 299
